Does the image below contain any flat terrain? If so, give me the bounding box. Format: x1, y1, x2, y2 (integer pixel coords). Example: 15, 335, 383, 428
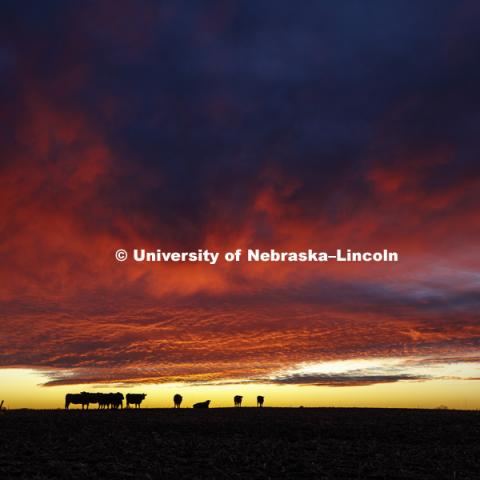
0, 408, 479, 479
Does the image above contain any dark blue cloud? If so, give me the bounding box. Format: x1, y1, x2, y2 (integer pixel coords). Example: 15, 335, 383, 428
1, 1, 479, 384
3, 2, 479, 231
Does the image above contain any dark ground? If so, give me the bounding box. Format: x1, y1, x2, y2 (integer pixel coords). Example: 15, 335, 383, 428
0, 408, 479, 479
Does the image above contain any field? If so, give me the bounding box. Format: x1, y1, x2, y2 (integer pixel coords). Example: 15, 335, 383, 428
0, 408, 479, 479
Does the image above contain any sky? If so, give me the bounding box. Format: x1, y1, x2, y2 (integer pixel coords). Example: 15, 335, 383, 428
0, 1, 479, 409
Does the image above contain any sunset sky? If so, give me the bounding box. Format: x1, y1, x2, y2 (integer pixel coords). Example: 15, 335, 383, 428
1, 1, 479, 409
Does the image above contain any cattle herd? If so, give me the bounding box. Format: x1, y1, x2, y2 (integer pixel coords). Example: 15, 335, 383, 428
65, 392, 146, 409
65, 392, 265, 410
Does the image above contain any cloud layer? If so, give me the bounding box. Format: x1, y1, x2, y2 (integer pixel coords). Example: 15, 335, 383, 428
0, 1, 479, 387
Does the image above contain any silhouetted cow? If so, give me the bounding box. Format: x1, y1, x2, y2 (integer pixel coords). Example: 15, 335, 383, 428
173, 394, 183, 408
95, 393, 103, 409
97, 393, 109, 409
84, 392, 101, 408
66, 392, 123, 410
97, 392, 123, 409
257, 395, 264, 407
234, 395, 243, 407
65, 392, 91, 410
193, 400, 211, 409
109, 392, 124, 409
126, 393, 146, 408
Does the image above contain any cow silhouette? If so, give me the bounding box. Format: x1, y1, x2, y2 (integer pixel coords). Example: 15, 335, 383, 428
65, 392, 91, 410
65, 392, 123, 409
98, 393, 109, 409
107, 392, 124, 409
193, 400, 211, 409
84, 392, 100, 408
173, 394, 183, 408
234, 395, 243, 407
126, 393, 146, 408
95, 392, 124, 409
257, 395, 264, 407
112, 392, 124, 409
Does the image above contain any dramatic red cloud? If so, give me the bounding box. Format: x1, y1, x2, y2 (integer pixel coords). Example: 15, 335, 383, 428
1, 1, 479, 389
1, 89, 479, 386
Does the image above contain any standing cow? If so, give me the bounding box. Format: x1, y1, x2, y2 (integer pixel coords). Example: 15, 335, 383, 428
193, 400, 211, 409
234, 395, 243, 407
109, 392, 124, 409
257, 395, 264, 407
173, 394, 183, 408
97, 393, 109, 409
126, 393, 146, 408
84, 392, 100, 408
97, 392, 123, 409
65, 392, 91, 410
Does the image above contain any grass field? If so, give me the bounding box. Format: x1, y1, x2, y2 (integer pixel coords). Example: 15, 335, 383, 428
0, 408, 479, 479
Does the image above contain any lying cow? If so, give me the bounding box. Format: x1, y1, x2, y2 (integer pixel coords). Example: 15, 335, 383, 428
234, 395, 243, 407
193, 400, 211, 409
126, 393, 146, 408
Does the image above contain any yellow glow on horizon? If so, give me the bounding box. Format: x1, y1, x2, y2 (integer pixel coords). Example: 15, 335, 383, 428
1, 368, 480, 410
